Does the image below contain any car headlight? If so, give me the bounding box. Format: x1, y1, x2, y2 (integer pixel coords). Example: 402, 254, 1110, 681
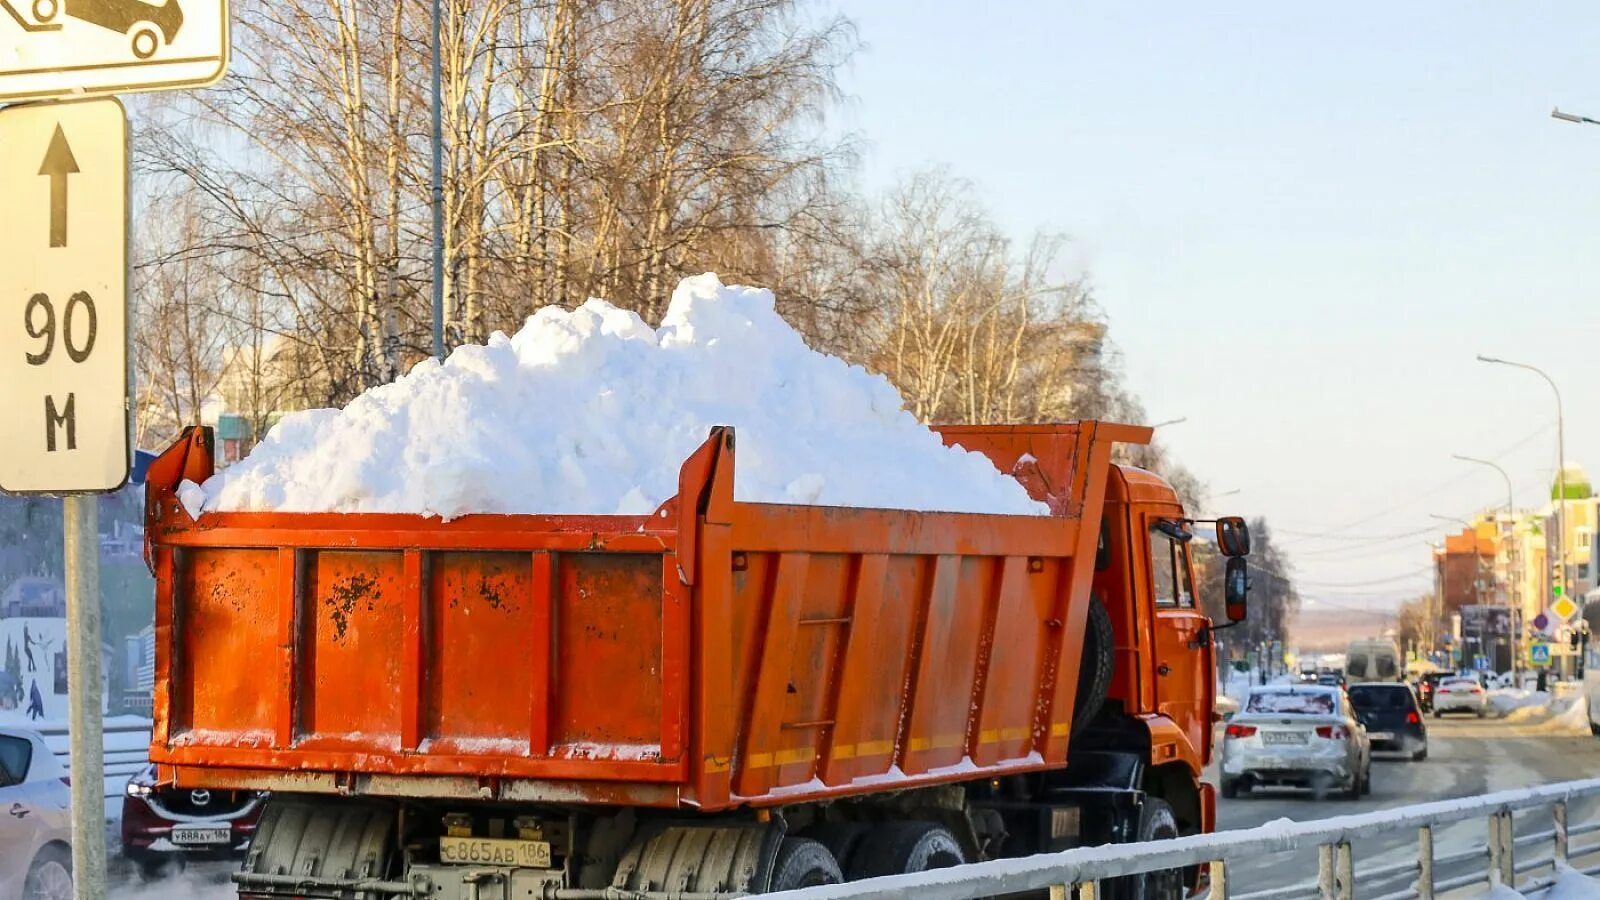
125, 781, 152, 798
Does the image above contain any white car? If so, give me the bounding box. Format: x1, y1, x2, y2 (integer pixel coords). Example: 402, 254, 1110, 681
1432, 677, 1488, 717
0, 727, 73, 900
1219, 686, 1372, 799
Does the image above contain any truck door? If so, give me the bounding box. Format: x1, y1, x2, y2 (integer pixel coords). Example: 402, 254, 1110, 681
1146, 520, 1213, 760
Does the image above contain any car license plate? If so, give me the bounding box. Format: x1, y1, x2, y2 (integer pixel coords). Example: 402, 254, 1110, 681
1261, 731, 1307, 745
170, 826, 231, 846
1368, 732, 1394, 742
439, 836, 552, 868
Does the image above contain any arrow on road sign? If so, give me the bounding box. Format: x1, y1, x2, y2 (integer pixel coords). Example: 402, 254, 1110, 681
38, 125, 78, 248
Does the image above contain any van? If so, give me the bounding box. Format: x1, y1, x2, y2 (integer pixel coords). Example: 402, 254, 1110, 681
1346, 639, 1403, 683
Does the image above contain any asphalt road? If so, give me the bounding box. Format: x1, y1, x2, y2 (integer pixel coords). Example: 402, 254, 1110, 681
1208, 713, 1600, 896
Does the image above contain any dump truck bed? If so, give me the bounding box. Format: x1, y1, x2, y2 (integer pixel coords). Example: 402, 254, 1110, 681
144, 421, 1147, 811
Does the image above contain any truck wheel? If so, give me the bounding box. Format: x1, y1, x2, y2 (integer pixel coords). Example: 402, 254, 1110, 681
845, 821, 966, 880
243, 797, 398, 890
768, 838, 842, 890
1073, 594, 1116, 736
801, 822, 868, 874
1121, 799, 1183, 899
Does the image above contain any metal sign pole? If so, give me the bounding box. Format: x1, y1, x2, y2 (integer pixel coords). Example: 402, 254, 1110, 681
63, 494, 105, 900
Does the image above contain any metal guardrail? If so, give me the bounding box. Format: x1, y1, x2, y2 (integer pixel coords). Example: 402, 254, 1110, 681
37, 721, 150, 801
772, 777, 1600, 900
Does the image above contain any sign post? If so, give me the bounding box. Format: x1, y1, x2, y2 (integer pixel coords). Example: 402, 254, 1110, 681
2, 6, 227, 898
0, 97, 128, 900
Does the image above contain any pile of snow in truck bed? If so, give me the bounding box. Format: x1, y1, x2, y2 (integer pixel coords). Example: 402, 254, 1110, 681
184, 274, 1048, 519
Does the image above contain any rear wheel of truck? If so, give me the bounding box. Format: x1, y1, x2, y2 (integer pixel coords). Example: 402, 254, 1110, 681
1119, 798, 1183, 899
1073, 594, 1116, 736
801, 822, 869, 874
769, 837, 843, 890
845, 821, 966, 880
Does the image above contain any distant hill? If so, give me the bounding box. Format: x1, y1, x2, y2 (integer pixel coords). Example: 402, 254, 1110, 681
1293, 606, 1398, 652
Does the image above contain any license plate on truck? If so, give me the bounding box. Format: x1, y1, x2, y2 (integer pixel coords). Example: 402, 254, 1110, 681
439, 837, 552, 868
171, 826, 231, 845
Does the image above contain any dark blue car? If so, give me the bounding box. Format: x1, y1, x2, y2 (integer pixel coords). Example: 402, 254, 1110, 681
1348, 682, 1428, 762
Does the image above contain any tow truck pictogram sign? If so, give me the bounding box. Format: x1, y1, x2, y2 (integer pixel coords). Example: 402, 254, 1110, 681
0, 0, 227, 102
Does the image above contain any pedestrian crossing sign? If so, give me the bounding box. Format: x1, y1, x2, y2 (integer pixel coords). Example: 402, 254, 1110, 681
1529, 641, 1552, 667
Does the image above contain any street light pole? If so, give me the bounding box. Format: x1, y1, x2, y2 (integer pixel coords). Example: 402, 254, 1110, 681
430, 0, 446, 360
1552, 107, 1600, 127
1452, 454, 1520, 675
1150, 416, 1187, 430
1477, 355, 1566, 598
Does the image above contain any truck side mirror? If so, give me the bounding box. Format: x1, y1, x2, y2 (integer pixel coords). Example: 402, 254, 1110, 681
1224, 557, 1249, 622
1216, 517, 1250, 557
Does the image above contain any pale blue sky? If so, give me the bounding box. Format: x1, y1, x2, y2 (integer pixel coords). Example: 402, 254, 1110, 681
831, 2, 1600, 610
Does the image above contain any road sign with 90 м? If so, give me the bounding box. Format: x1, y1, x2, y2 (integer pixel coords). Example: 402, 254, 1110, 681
0, 98, 129, 493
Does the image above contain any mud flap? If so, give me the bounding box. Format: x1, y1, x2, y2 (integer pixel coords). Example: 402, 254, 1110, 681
236, 796, 399, 897
612, 820, 785, 894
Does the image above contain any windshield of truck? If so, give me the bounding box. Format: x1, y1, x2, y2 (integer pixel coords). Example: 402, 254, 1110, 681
1348, 685, 1412, 710
1347, 654, 1368, 679
1245, 690, 1337, 715
1149, 525, 1195, 608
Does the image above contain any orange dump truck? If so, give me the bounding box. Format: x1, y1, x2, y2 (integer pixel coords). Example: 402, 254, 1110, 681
142, 420, 1251, 899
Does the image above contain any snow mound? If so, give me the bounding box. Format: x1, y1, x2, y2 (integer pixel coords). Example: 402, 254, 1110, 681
191, 275, 1048, 519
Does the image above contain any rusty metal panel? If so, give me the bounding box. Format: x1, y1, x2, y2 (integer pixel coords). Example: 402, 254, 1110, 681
549, 553, 665, 759
176, 548, 279, 742
298, 551, 406, 749
422, 551, 544, 753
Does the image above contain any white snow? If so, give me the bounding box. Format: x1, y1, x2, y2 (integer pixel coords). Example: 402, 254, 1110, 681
187, 274, 1048, 520
177, 479, 207, 519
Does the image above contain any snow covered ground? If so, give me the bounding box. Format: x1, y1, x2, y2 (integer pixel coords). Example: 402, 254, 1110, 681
1468, 866, 1600, 898
185, 274, 1048, 519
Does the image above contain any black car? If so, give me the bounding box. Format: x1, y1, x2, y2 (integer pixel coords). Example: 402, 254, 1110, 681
1416, 670, 1458, 713
1348, 682, 1428, 761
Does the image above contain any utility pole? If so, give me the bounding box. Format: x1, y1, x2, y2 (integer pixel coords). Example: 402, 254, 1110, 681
431, 0, 446, 360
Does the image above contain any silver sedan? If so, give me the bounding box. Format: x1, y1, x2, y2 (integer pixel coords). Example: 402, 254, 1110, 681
0, 727, 73, 900
1220, 686, 1372, 800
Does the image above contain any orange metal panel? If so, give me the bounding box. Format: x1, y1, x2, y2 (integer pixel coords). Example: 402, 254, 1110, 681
423, 552, 544, 752
549, 553, 666, 758
178, 548, 279, 742
298, 551, 406, 750
901, 555, 983, 776
973, 556, 1048, 767
816, 553, 891, 787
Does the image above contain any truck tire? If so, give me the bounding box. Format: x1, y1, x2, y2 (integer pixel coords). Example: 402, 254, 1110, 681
801, 822, 869, 874
1119, 798, 1183, 899
768, 838, 842, 890
845, 821, 966, 880
243, 797, 397, 894
1073, 594, 1116, 736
